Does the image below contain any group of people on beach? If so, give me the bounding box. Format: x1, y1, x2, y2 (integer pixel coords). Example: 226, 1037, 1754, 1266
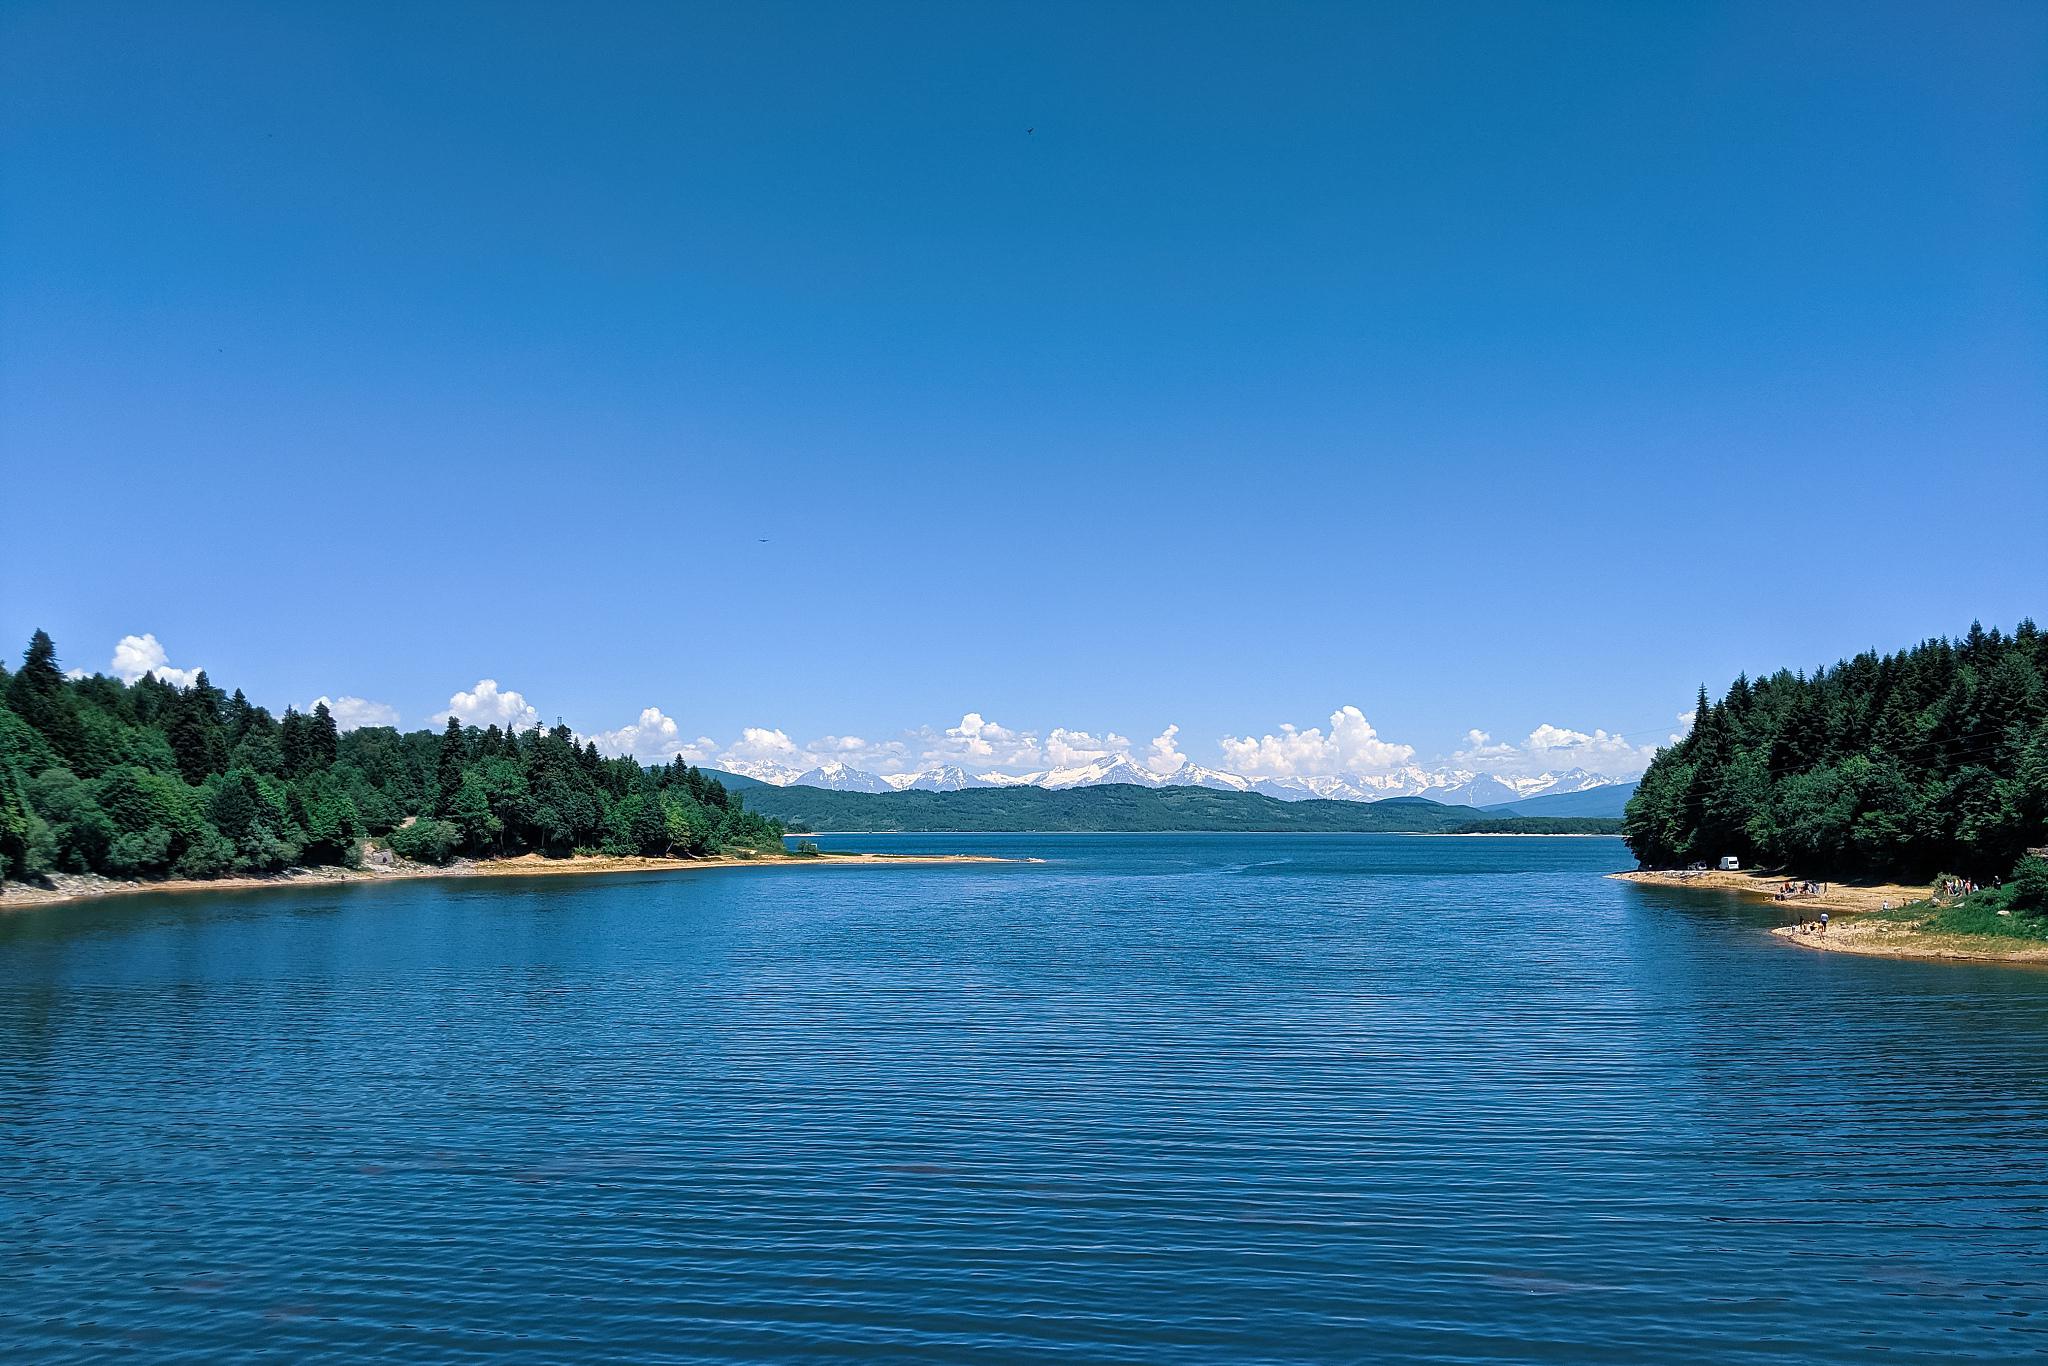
1937, 876, 1981, 900
1773, 879, 1826, 901
1798, 911, 1832, 935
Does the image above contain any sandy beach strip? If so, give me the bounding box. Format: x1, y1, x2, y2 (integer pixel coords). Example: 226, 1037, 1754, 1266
1609, 868, 1923, 914
1, 849, 1006, 912
1767, 917, 2048, 964
1611, 868, 2048, 965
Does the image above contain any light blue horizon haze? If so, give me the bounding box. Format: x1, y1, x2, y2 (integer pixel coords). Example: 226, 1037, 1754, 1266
2, 3, 2043, 775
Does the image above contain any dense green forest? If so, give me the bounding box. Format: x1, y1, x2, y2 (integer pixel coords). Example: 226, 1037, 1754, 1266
1623, 621, 2048, 881
0, 631, 783, 884
719, 779, 1607, 835
1451, 817, 1624, 835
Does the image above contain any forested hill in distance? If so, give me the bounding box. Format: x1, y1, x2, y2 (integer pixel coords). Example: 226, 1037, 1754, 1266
1483, 782, 1638, 819
710, 776, 1621, 835
1622, 620, 2048, 881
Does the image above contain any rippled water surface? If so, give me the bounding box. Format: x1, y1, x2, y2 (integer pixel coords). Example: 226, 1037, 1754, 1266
5, 834, 2048, 1362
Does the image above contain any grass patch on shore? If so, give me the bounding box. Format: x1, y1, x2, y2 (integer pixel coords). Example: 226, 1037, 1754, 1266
1923, 883, 2048, 940
1864, 899, 1932, 924
1926, 902, 2048, 940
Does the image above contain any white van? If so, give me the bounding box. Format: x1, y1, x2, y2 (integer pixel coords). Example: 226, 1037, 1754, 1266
1717, 855, 1741, 871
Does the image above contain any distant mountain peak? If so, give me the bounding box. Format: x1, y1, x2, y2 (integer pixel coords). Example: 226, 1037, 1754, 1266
759, 755, 1636, 806
789, 761, 895, 793
717, 758, 810, 786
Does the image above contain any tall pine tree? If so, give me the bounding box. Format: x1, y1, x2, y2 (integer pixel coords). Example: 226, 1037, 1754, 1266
6, 630, 85, 763
166, 671, 229, 784
436, 716, 467, 816
310, 701, 340, 770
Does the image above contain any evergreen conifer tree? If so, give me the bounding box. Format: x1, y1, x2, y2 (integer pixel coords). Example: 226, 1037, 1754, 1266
166, 671, 228, 784
7, 630, 86, 762
436, 716, 467, 816
310, 701, 340, 770
280, 707, 309, 775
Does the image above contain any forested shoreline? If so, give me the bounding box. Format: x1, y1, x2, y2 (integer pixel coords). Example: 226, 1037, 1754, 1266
1622, 621, 2048, 886
713, 779, 1620, 835
0, 631, 783, 886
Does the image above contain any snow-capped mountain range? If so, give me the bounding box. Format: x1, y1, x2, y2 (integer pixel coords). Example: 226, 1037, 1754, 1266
716, 757, 1630, 808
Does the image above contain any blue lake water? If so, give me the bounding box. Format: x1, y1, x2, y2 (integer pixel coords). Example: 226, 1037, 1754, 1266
4, 833, 2048, 1362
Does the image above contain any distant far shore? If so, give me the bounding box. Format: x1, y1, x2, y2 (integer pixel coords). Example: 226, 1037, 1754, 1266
1394, 831, 1623, 838
783, 828, 1623, 838
0, 849, 1004, 913
1612, 868, 2048, 966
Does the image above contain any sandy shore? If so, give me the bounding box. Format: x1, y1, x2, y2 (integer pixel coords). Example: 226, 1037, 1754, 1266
1767, 916, 2048, 964
0, 849, 1006, 912
1612, 868, 2048, 965
1610, 868, 1923, 914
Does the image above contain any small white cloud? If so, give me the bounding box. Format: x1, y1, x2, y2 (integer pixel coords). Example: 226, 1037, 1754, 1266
1525, 724, 1647, 765
1218, 705, 1415, 778
723, 726, 809, 766
675, 737, 721, 764
109, 633, 202, 688
1452, 721, 1659, 777
805, 734, 912, 772
917, 712, 1043, 768
944, 712, 1008, 756
1143, 724, 1187, 776
312, 695, 400, 731
586, 705, 683, 759
1454, 728, 1519, 763
1045, 726, 1130, 768
437, 679, 542, 731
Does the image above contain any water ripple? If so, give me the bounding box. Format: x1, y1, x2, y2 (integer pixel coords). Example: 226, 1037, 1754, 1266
3, 834, 2047, 1362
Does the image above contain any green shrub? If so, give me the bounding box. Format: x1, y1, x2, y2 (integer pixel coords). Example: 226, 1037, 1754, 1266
236, 827, 299, 873
106, 827, 172, 876
2012, 857, 2048, 917
386, 818, 461, 865
174, 829, 237, 879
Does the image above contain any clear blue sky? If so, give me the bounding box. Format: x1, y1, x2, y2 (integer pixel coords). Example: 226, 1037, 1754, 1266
3, 2, 2043, 776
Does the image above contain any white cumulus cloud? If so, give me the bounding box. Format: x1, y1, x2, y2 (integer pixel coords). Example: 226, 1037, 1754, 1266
1044, 726, 1131, 768
1143, 724, 1187, 776
671, 736, 722, 764
723, 726, 810, 767
437, 679, 542, 732
586, 706, 686, 759
1218, 705, 1415, 778
804, 734, 912, 772
108, 633, 203, 688
311, 695, 400, 731
918, 712, 1043, 768
1453, 721, 1662, 777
